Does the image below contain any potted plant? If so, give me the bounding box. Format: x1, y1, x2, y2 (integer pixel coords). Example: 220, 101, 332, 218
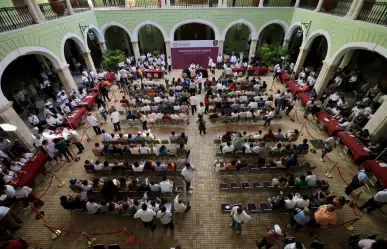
49, 0, 66, 16
259, 43, 288, 70
102, 49, 126, 71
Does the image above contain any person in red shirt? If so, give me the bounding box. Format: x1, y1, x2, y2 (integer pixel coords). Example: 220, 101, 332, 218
204, 95, 210, 114
229, 83, 237, 91
120, 96, 129, 105
256, 224, 285, 249
263, 129, 275, 139
162, 113, 171, 120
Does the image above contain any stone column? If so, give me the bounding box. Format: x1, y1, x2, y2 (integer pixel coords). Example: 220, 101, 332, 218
259, 0, 264, 7
294, 0, 300, 7
87, 0, 94, 9
364, 95, 387, 140
165, 41, 172, 60
248, 39, 258, 63
344, 0, 360, 18
293, 47, 309, 75
56, 64, 78, 93
81, 50, 97, 74
223, 0, 227, 7
282, 39, 290, 49
166, 0, 171, 6
218, 0, 222, 8
28, 0, 45, 23
24, 0, 41, 24
314, 60, 337, 98
0, 102, 34, 149
338, 50, 354, 69
218, 39, 224, 56
131, 41, 141, 62
315, 0, 324, 11
98, 41, 107, 53
350, 0, 365, 19
65, 0, 74, 15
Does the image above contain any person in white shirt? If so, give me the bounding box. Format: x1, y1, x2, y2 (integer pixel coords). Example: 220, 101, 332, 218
86, 199, 100, 214
156, 206, 173, 229
155, 112, 164, 120
360, 189, 387, 212
100, 130, 111, 142
110, 109, 121, 131
93, 160, 104, 171
132, 161, 144, 172
216, 54, 223, 69
284, 193, 297, 209
305, 171, 317, 186
247, 101, 257, 109
295, 194, 310, 208
173, 193, 189, 212
230, 54, 237, 64
134, 203, 157, 231
170, 113, 179, 120
45, 114, 59, 129
181, 163, 196, 194
139, 144, 150, 154
154, 96, 161, 103
159, 176, 173, 193
222, 142, 234, 154
264, 108, 276, 126
230, 206, 251, 234
3, 185, 16, 198
87, 112, 101, 135
189, 95, 197, 115
284, 242, 306, 249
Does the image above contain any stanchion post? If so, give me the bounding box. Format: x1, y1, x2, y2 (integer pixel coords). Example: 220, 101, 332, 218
324, 162, 338, 178
44, 224, 62, 240
299, 123, 305, 136
52, 172, 66, 187
83, 128, 91, 142
69, 147, 80, 162
344, 216, 362, 231
269, 79, 275, 92
82, 232, 96, 247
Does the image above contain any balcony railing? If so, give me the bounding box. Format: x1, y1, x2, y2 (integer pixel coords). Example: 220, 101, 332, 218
264, 0, 295, 7
0, 5, 35, 33
321, 0, 353, 17
38, 1, 70, 21
298, 0, 317, 10
357, 1, 387, 26
171, 0, 219, 7
93, 0, 126, 8
73, 0, 92, 12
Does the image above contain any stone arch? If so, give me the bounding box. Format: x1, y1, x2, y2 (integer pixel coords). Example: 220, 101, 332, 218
0, 46, 64, 103
100, 21, 134, 41
220, 19, 257, 41
83, 24, 104, 43
169, 19, 221, 41
284, 21, 306, 45
302, 29, 331, 58
328, 42, 387, 65
60, 32, 88, 62
255, 19, 289, 41
133, 21, 168, 42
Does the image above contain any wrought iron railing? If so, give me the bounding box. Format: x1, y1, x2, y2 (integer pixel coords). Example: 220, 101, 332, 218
298, 0, 317, 10
357, 1, 387, 26
228, 0, 258, 7
171, 0, 218, 7
93, 0, 131, 8
39, 1, 70, 21
322, 0, 353, 16
0, 5, 35, 33
73, 0, 92, 12
264, 0, 295, 7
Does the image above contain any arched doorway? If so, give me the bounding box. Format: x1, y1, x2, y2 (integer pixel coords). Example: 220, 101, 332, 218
137, 24, 166, 55
304, 35, 328, 72
223, 23, 251, 60
86, 29, 103, 69
257, 23, 285, 51
63, 36, 90, 87
104, 26, 134, 57
174, 23, 215, 40
287, 27, 304, 62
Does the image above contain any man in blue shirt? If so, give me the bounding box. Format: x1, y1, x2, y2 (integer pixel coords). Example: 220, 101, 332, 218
126, 111, 136, 120
289, 208, 310, 231
345, 169, 371, 195
286, 154, 299, 168
294, 139, 309, 152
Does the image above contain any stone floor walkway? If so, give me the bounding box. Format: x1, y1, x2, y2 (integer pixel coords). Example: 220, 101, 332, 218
13, 70, 387, 249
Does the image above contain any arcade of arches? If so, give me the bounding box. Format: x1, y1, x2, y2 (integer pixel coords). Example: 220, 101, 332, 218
1, 15, 387, 249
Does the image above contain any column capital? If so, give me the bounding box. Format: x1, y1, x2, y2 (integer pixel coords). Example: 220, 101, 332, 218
131, 40, 138, 44
56, 64, 70, 72
164, 40, 171, 43
97, 41, 106, 44
81, 50, 92, 56
251, 39, 258, 42
0, 101, 13, 113
299, 47, 309, 52
322, 60, 337, 69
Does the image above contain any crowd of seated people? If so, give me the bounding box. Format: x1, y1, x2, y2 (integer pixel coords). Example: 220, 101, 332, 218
99, 130, 188, 144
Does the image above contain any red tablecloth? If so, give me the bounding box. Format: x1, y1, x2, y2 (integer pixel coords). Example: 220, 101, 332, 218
286, 81, 303, 95
145, 69, 163, 79
316, 112, 345, 136
232, 68, 246, 72
280, 72, 291, 82
15, 153, 50, 186
362, 160, 387, 187
247, 67, 269, 76
81, 92, 98, 110
338, 131, 374, 164
61, 107, 87, 129
105, 72, 115, 82
297, 92, 311, 104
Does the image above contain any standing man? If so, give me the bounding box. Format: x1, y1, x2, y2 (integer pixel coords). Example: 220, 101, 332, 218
134, 203, 157, 231
111, 108, 121, 131
229, 206, 251, 234
217, 54, 223, 70
359, 189, 387, 213
167, 56, 172, 73
68, 130, 84, 154
197, 102, 205, 119
100, 85, 110, 102
156, 206, 173, 230
181, 163, 196, 194
345, 169, 371, 195
189, 94, 197, 115
86, 112, 101, 135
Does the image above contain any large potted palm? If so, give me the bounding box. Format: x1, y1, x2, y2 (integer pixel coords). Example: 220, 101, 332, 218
260, 43, 288, 70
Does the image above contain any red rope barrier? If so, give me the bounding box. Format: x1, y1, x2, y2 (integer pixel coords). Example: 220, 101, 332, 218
30, 205, 47, 224
46, 225, 125, 236
352, 193, 362, 217
80, 131, 86, 143
337, 166, 351, 186
37, 175, 54, 199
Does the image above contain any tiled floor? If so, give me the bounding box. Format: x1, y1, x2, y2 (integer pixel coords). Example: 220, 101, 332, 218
13, 70, 387, 249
